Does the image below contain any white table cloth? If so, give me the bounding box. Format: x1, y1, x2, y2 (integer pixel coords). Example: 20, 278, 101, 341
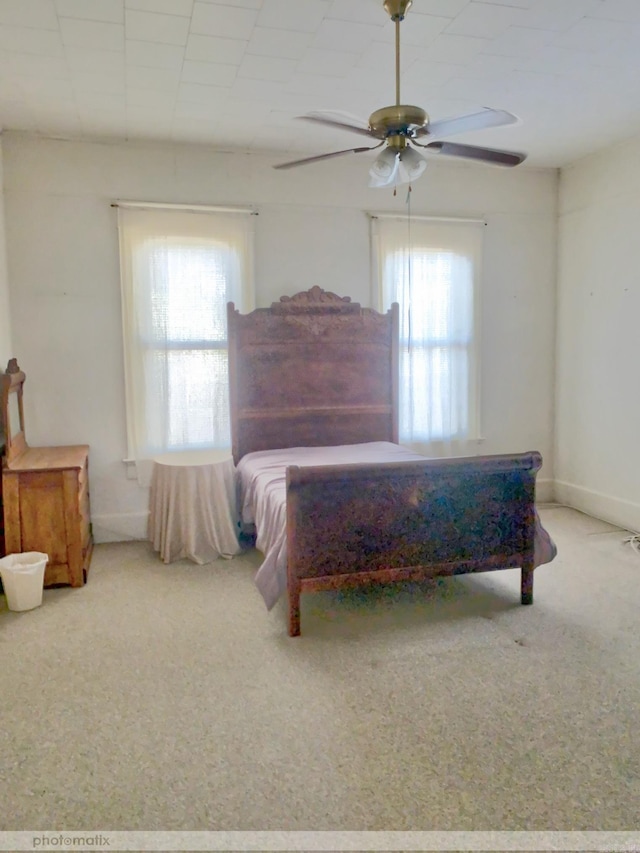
149, 449, 241, 564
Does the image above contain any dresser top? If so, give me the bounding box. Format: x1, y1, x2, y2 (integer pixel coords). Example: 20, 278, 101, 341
3, 445, 89, 472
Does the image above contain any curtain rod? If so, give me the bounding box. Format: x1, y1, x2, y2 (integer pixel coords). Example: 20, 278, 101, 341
111, 201, 258, 214
368, 212, 486, 225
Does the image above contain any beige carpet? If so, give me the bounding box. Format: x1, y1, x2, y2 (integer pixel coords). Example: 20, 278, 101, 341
0, 506, 638, 831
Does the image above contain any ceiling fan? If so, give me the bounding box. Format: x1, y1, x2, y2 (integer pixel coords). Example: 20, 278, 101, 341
274, 0, 526, 188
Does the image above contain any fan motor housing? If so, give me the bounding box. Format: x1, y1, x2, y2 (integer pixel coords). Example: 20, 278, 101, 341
383, 0, 412, 20
368, 105, 428, 136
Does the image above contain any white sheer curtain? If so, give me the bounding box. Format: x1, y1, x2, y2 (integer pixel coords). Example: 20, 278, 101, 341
118, 205, 255, 484
371, 215, 483, 456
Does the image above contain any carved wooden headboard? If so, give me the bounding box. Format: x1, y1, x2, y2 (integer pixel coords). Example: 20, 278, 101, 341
227, 286, 399, 463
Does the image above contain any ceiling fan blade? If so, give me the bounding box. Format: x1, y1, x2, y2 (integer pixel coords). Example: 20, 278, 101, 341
422, 140, 526, 167
297, 112, 378, 139
418, 108, 519, 140
274, 144, 383, 170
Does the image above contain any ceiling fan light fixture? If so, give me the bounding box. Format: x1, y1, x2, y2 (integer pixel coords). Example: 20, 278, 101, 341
368, 144, 426, 189
368, 147, 399, 188
397, 145, 427, 183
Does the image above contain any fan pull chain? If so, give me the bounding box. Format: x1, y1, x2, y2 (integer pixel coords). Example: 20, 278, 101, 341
406, 184, 412, 355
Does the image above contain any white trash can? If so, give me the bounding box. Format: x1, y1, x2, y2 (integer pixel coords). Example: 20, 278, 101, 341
0, 552, 48, 611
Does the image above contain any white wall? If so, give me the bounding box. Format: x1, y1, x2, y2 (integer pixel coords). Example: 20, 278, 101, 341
0, 137, 13, 369
556, 136, 640, 532
2, 132, 558, 541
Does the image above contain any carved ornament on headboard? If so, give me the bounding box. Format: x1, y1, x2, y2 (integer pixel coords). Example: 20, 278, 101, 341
271, 286, 361, 315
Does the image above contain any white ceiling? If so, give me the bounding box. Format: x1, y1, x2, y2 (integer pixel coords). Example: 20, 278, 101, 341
1, 0, 640, 168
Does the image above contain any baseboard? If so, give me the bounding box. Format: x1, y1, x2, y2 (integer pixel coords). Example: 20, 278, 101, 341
92, 512, 149, 544
536, 478, 554, 504
554, 480, 640, 534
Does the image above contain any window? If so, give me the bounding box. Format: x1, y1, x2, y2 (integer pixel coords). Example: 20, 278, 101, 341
372, 216, 483, 450
118, 205, 254, 483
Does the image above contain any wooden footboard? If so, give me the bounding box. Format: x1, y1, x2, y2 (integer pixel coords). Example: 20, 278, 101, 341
285, 452, 540, 636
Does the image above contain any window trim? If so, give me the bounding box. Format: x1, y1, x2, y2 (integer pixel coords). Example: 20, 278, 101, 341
117, 202, 256, 485
370, 213, 484, 449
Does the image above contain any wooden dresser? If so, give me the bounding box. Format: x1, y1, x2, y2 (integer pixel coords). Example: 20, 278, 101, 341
0, 438, 5, 558
1, 359, 93, 587
2, 445, 92, 587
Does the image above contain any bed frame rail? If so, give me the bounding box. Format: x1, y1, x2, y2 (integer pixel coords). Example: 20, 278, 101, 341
285, 451, 541, 636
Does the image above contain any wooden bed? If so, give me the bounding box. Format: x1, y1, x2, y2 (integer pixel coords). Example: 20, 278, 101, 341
228, 286, 552, 636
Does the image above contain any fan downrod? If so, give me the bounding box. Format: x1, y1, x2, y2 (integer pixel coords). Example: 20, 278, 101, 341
373, 0, 426, 135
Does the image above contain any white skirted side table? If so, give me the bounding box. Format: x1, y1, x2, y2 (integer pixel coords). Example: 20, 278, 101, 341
148, 449, 241, 564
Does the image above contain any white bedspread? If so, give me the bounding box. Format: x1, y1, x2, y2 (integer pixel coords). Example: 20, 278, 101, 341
237, 442, 429, 609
